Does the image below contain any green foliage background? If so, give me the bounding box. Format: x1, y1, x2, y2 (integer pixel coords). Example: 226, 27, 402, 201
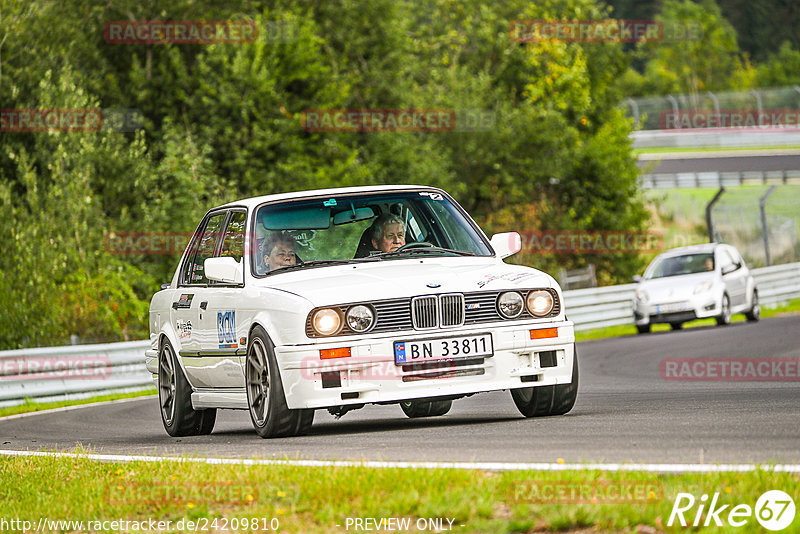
0, 0, 793, 348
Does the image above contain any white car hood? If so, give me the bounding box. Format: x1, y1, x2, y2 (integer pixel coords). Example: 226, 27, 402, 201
639, 272, 715, 302
257, 257, 555, 307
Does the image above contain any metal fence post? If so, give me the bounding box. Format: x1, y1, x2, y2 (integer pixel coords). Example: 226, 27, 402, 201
760, 185, 778, 266
706, 186, 725, 242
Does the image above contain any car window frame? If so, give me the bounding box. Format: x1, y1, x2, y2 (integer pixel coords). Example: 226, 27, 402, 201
211, 207, 248, 288
178, 209, 229, 287
248, 188, 493, 279
178, 206, 247, 287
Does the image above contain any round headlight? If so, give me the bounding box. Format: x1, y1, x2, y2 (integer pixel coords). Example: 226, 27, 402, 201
346, 305, 375, 333
527, 290, 554, 317
497, 291, 524, 318
312, 308, 342, 336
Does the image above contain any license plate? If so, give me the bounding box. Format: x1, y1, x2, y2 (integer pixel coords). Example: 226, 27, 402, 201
394, 334, 493, 365
656, 302, 687, 313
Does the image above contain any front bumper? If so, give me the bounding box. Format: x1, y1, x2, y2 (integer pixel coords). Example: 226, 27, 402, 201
275, 320, 575, 410
633, 292, 721, 325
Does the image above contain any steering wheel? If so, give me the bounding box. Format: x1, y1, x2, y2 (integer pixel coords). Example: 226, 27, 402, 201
395, 242, 434, 252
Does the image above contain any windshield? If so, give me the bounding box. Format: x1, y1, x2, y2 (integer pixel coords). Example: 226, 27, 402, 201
252, 190, 492, 275
644, 253, 715, 280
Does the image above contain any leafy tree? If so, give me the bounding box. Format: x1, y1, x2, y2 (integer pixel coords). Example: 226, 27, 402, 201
756, 42, 800, 87
635, 0, 754, 100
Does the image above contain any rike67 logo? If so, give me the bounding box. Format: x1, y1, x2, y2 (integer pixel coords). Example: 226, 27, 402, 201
669, 490, 796, 531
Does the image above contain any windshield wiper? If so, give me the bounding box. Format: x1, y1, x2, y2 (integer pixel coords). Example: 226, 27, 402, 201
377, 246, 476, 258
269, 257, 380, 273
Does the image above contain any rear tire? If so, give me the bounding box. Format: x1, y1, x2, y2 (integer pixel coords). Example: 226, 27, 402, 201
158, 338, 216, 437
246, 326, 314, 438
512, 346, 579, 417
400, 399, 452, 418
745, 291, 760, 322
636, 324, 651, 334
715, 294, 731, 326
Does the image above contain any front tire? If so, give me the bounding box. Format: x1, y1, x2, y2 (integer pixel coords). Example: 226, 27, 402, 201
511, 346, 579, 417
745, 291, 761, 322
158, 339, 216, 437
246, 326, 314, 438
716, 294, 731, 326
636, 324, 651, 334
400, 399, 452, 418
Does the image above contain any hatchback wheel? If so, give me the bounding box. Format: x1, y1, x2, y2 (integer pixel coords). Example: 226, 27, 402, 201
715, 294, 731, 326
745, 291, 760, 322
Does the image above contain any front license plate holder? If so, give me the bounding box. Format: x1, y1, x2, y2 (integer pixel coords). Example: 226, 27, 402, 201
393, 334, 493, 365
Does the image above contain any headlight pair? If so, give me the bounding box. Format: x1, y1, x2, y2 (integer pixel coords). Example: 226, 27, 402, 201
311, 305, 374, 336
497, 290, 555, 319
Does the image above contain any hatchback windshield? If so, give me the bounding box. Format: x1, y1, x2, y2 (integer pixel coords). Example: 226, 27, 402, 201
644, 253, 715, 280
252, 190, 492, 275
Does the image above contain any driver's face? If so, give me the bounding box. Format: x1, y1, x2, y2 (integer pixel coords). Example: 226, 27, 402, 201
373, 222, 406, 253
266, 242, 296, 270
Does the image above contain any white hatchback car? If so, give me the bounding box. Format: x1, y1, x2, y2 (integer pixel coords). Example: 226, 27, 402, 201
632, 243, 760, 333
145, 185, 578, 437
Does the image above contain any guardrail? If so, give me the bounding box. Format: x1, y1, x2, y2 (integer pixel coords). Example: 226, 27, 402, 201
0, 340, 152, 408
1, 262, 798, 407
631, 128, 800, 149
639, 170, 800, 189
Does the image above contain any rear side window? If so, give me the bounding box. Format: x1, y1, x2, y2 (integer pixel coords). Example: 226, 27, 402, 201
181, 212, 226, 285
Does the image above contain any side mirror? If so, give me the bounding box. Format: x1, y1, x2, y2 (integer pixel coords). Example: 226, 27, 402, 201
205, 257, 243, 284
633, 275, 642, 283
490, 232, 522, 259
721, 263, 738, 275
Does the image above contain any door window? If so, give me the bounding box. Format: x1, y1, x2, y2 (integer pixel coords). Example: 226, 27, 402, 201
181, 212, 226, 285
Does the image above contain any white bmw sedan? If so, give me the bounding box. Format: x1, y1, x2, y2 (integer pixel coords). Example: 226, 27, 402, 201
632, 243, 760, 334
146, 185, 577, 438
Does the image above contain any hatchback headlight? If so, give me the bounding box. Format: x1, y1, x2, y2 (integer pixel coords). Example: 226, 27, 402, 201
345, 305, 375, 333
312, 308, 342, 336
497, 291, 524, 318
694, 280, 713, 294
635, 288, 649, 303
527, 290, 554, 317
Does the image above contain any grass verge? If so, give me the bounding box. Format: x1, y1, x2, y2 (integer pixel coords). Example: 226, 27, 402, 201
0, 388, 156, 419
0, 452, 797, 533
576, 298, 800, 342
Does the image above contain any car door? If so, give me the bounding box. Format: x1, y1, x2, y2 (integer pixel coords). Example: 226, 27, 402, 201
718, 247, 747, 309
200, 209, 248, 388
172, 211, 228, 388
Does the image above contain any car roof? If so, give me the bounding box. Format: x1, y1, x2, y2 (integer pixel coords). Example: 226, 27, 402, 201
659, 243, 724, 257
217, 184, 434, 210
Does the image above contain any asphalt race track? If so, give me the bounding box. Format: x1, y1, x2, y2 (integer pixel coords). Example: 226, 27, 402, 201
1, 315, 799, 465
